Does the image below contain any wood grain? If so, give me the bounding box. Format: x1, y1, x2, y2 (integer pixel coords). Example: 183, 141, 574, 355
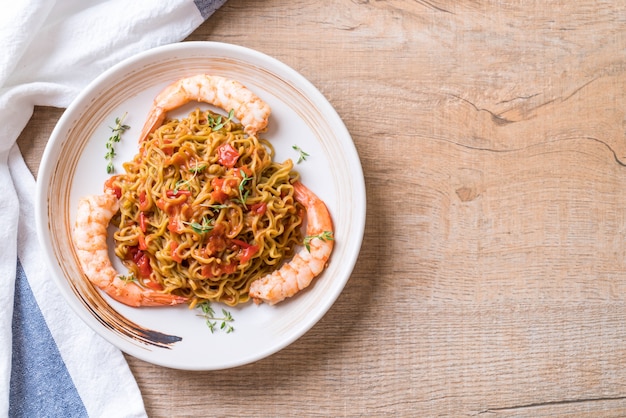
18, 0, 626, 416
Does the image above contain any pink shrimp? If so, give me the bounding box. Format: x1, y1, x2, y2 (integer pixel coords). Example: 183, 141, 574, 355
72, 192, 188, 307
139, 74, 271, 141
249, 181, 334, 305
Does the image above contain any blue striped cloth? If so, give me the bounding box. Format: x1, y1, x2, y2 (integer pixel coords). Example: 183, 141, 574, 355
11, 261, 88, 418
2, 1, 226, 416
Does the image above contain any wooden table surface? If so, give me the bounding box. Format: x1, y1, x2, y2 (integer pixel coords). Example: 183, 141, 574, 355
17, 1, 626, 416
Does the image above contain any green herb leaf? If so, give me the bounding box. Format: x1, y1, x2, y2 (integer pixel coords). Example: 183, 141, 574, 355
201, 302, 215, 316
201, 203, 229, 212
104, 112, 130, 174
172, 179, 187, 195
119, 274, 137, 284
183, 217, 214, 234
236, 169, 253, 208
196, 301, 235, 334
173, 166, 203, 194
292, 145, 310, 164
189, 163, 207, 174
213, 203, 229, 210
210, 109, 235, 131
303, 231, 334, 252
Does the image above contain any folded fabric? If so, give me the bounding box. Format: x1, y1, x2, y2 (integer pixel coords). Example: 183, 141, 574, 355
1, 0, 226, 416
10, 145, 148, 417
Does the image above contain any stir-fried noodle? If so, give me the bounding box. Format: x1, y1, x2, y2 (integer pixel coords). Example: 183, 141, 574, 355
105, 108, 303, 307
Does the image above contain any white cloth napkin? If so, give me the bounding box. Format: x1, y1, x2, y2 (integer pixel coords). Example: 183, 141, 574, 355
1, 1, 226, 416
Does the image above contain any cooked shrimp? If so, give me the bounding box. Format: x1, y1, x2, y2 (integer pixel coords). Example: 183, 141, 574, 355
139, 74, 271, 141
249, 181, 334, 305
72, 192, 188, 307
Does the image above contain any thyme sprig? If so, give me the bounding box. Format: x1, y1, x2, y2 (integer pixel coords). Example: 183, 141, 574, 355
202, 203, 229, 212
303, 231, 334, 252
105, 113, 130, 174
292, 145, 310, 164
182, 217, 214, 234
119, 273, 137, 283
172, 166, 203, 195
196, 301, 235, 333
208, 109, 235, 131
213, 203, 229, 210
236, 169, 253, 208
172, 179, 192, 195
188, 163, 207, 174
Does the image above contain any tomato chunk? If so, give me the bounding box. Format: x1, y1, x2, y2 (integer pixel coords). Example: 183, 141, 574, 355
201, 260, 238, 278
139, 212, 147, 233
230, 238, 260, 263
170, 241, 183, 263
127, 247, 152, 279
239, 244, 259, 263
143, 278, 164, 291
104, 176, 121, 199
217, 143, 240, 168
138, 190, 150, 211
210, 177, 237, 203
167, 215, 182, 233
249, 202, 267, 216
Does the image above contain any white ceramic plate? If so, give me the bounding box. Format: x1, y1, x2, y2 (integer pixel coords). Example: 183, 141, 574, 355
35, 41, 365, 370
